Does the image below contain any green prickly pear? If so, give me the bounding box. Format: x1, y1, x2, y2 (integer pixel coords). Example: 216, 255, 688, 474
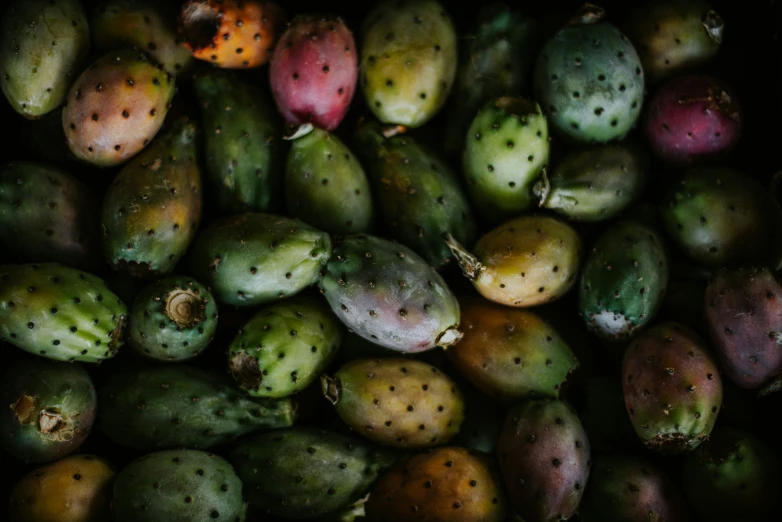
0, 263, 127, 363
360, 0, 457, 127
284, 124, 373, 235
0, 0, 90, 119
98, 365, 295, 451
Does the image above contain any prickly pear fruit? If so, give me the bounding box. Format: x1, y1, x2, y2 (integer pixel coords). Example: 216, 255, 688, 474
575, 376, 638, 453
113, 449, 247, 522
92, 0, 193, 76
447, 297, 579, 401
0, 263, 126, 363
534, 142, 648, 221
0, 0, 90, 119
355, 122, 475, 268
360, 0, 457, 127
322, 358, 464, 448
534, 6, 644, 144
284, 124, 373, 235
229, 295, 342, 398
683, 427, 781, 521
579, 454, 687, 522
98, 365, 294, 451
366, 447, 509, 522
622, 322, 722, 453
462, 97, 550, 222
446, 215, 582, 308
62, 49, 175, 167
497, 398, 591, 522
704, 267, 782, 389
193, 70, 283, 214
625, 0, 723, 83
444, 6, 537, 157
0, 162, 99, 269
129, 276, 218, 362
101, 117, 202, 277
318, 234, 462, 352
270, 15, 357, 130
179, 0, 284, 69
0, 359, 95, 463
229, 426, 397, 519
645, 75, 742, 165
9, 454, 115, 522
188, 212, 331, 307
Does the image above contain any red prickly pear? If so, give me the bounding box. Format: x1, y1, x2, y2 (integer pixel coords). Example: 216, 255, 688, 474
270, 15, 357, 131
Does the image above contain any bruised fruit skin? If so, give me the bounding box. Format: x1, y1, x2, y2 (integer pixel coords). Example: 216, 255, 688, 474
366, 447, 509, 522
0, 360, 96, 463
9, 454, 115, 522
179, 0, 284, 69
62, 49, 175, 167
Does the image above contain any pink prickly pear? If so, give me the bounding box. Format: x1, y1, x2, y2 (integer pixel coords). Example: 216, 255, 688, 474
270, 15, 357, 131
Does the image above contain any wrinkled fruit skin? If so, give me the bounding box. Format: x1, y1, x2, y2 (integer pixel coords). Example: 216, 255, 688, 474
62, 49, 175, 167
622, 322, 722, 453
188, 212, 331, 307
360, 0, 457, 127
497, 398, 591, 522
704, 267, 782, 389
229, 295, 343, 398
129, 276, 218, 362
366, 447, 509, 522
0, 359, 96, 463
0, 0, 90, 119
101, 117, 202, 278
113, 449, 247, 522
323, 358, 464, 449
645, 74, 742, 165
318, 234, 462, 352
271, 15, 357, 130
0, 263, 127, 363
9, 454, 115, 522
448, 297, 579, 401
229, 426, 397, 519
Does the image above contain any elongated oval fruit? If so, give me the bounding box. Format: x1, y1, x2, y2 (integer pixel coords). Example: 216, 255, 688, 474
0, 263, 127, 363
323, 358, 464, 448
319, 234, 462, 352
98, 365, 295, 451
447, 215, 581, 307
360, 0, 457, 127
0, 359, 95, 463
188, 212, 331, 307
0, 0, 90, 119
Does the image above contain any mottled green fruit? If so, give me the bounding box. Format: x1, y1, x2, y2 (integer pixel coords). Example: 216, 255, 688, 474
355, 122, 475, 267
463, 97, 549, 222
285, 124, 373, 235
101, 117, 202, 278
0, 359, 95, 463
113, 449, 247, 522
229, 295, 342, 398
229, 427, 397, 519
576, 376, 638, 453
0, 0, 90, 118
129, 276, 217, 362
535, 142, 648, 221
579, 220, 669, 340
0, 263, 126, 363
0, 162, 98, 268
98, 365, 295, 451
323, 358, 464, 448
194, 69, 283, 214
92, 0, 192, 76
360, 0, 457, 127
188, 212, 331, 307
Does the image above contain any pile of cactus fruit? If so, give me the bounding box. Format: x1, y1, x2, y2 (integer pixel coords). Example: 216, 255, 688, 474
1, 0, 781, 521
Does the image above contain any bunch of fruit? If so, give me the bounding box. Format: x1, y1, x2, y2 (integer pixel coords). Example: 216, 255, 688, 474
0, 0, 779, 521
